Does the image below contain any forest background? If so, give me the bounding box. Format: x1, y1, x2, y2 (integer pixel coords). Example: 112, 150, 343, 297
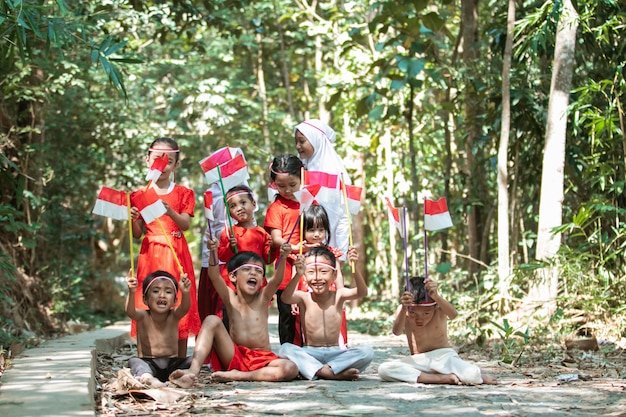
1, 0, 624, 359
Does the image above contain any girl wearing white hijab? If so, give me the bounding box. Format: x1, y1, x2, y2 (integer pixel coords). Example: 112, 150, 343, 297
294, 119, 351, 258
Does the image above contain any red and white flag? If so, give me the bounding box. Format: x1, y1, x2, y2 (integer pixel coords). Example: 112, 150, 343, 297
203, 191, 214, 221
424, 197, 453, 231
384, 196, 406, 238
131, 189, 167, 224
302, 170, 340, 206
199, 149, 249, 192
293, 184, 322, 213
92, 187, 128, 220
145, 154, 169, 183
267, 182, 279, 202
342, 184, 363, 215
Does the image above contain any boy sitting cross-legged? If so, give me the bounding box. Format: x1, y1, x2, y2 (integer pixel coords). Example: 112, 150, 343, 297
170, 240, 298, 387
279, 246, 374, 380
378, 276, 497, 385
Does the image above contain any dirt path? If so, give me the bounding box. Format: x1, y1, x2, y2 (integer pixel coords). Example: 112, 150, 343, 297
95, 328, 626, 416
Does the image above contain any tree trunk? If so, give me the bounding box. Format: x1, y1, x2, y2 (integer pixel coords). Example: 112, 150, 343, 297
461, 0, 482, 281
255, 32, 270, 149
529, 0, 578, 306
497, 0, 515, 303
383, 130, 399, 299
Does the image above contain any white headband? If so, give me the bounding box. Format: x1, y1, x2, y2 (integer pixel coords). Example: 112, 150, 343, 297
305, 262, 337, 271
231, 263, 264, 274
143, 276, 177, 295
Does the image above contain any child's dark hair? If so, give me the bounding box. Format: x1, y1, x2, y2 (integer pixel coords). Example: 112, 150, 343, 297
408, 276, 427, 304
143, 270, 179, 297
270, 154, 303, 181
227, 251, 266, 276
148, 137, 180, 162
303, 204, 331, 246
226, 184, 255, 203
304, 246, 336, 269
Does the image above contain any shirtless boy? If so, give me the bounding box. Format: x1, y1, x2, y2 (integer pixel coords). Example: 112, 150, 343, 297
378, 276, 497, 385
126, 270, 192, 387
170, 240, 298, 387
279, 246, 374, 380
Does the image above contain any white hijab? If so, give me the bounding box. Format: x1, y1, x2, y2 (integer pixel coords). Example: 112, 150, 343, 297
295, 119, 351, 184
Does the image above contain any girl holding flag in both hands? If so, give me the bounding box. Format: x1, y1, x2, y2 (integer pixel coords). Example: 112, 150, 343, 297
130, 137, 201, 357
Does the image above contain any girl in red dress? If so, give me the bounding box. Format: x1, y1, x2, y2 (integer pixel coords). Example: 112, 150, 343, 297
130, 137, 201, 357
263, 154, 303, 345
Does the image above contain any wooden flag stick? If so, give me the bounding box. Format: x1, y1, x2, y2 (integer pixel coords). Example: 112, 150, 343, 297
341, 174, 355, 272
126, 192, 135, 277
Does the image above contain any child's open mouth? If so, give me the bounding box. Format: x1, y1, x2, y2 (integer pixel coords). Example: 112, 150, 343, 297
246, 278, 258, 286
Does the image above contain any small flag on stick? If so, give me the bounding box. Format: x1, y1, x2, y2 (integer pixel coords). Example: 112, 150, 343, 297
343, 184, 363, 215
424, 197, 453, 231
200, 149, 249, 191
293, 185, 321, 213
302, 170, 340, 206
203, 191, 214, 221
131, 189, 167, 224
92, 187, 129, 220
384, 196, 405, 238
145, 154, 169, 183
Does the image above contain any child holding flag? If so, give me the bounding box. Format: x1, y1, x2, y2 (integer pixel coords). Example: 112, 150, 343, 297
217, 185, 274, 290
294, 119, 351, 258
130, 137, 201, 357
279, 246, 373, 380
263, 154, 303, 344
198, 147, 252, 322
377, 277, 497, 385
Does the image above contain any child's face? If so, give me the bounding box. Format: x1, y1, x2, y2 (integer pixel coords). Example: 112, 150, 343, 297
273, 174, 301, 201
230, 261, 265, 295
407, 305, 435, 328
227, 192, 256, 224
143, 279, 177, 312
294, 131, 314, 160
305, 226, 326, 246
304, 255, 336, 294
146, 147, 178, 181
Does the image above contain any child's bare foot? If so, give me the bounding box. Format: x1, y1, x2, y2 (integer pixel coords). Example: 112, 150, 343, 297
210, 370, 250, 382
417, 372, 461, 385
169, 370, 197, 388
138, 374, 165, 388
316, 365, 360, 381
481, 374, 497, 385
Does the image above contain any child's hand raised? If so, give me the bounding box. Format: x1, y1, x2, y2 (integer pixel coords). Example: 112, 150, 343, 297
347, 245, 359, 262
280, 242, 292, 257
205, 233, 219, 251
126, 269, 138, 291
400, 291, 413, 307
424, 278, 439, 299
179, 273, 191, 293
293, 254, 305, 277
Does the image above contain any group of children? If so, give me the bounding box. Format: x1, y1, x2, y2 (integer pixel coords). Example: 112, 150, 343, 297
123, 119, 496, 388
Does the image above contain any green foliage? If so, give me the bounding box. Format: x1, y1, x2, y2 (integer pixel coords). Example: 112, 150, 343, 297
489, 319, 530, 365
